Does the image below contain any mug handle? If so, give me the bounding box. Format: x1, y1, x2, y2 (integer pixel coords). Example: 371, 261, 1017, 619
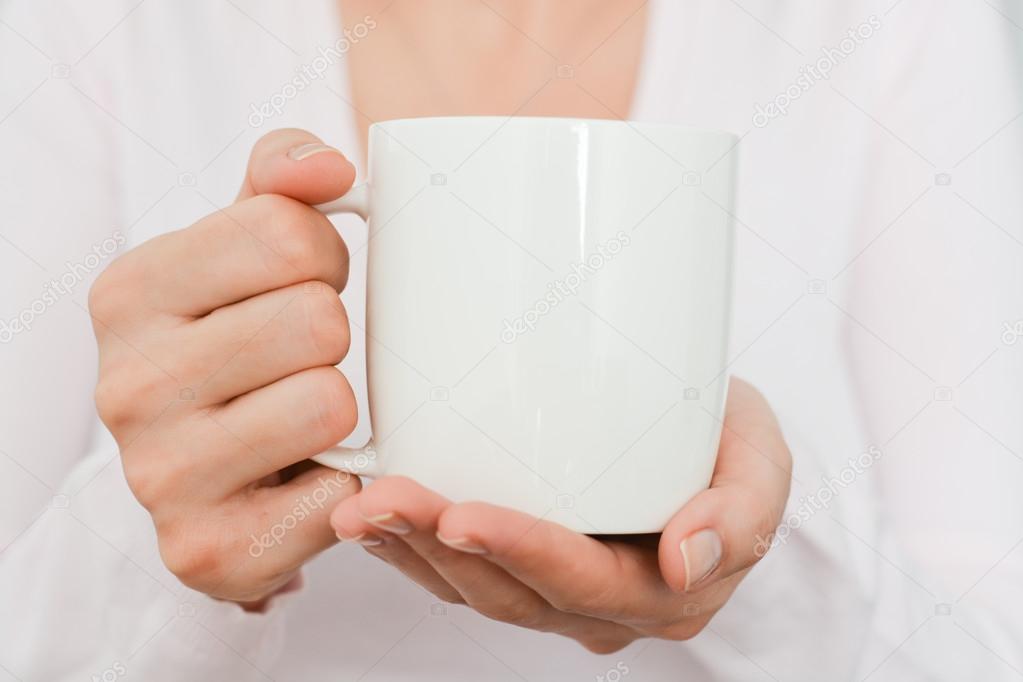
309, 184, 382, 478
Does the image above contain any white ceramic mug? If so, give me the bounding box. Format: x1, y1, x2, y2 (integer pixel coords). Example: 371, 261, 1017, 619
314, 116, 736, 534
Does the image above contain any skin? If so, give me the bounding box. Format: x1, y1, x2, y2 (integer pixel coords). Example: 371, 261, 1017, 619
90, 0, 793, 652
333, 0, 792, 651
341, 0, 648, 158
91, 130, 363, 605
331, 378, 792, 652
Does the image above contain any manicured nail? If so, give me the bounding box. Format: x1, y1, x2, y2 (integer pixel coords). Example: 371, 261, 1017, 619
287, 142, 344, 161
336, 531, 386, 546
353, 533, 385, 547
679, 528, 722, 591
362, 512, 413, 535
436, 533, 488, 555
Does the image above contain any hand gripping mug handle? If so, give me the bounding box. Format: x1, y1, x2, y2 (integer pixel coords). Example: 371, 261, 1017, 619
309, 184, 382, 478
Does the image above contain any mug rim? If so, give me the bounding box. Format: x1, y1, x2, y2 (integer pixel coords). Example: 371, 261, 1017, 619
369, 115, 739, 145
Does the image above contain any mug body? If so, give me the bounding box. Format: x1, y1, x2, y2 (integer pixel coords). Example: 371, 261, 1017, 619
362, 116, 736, 534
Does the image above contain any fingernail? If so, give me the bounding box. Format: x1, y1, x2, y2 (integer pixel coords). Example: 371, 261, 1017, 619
336, 531, 386, 546
436, 533, 488, 555
679, 529, 722, 591
353, 532, 385, 547
362, 512, 413, 536
287, 142, 344, 161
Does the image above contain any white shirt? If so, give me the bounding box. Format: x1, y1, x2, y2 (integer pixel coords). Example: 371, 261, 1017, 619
1, 1, 1021, 680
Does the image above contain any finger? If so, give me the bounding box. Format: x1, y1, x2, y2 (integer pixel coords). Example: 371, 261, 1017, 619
332, 479, 505, 607
122, 193, 351, 318
184, 281, 350, 405
89, 129, 356, 357
205, 366, 359, 488
90, 280, 349, 448
120, 366, 357, 508
335, 478, 637, 647
437, 502, 681, 625
247, 463, 362, 567
236, 128, 356, 205
331, 492, 466, 605
658, 378, 792, 593
103, 130, 354, 323
186, 464, 362, 602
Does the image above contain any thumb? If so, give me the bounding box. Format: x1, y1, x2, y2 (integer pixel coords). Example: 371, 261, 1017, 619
236, 128, 356, 205
657, 379, 792, 594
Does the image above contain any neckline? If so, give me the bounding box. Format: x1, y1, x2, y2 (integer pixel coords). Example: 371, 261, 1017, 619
327, 0, 664, 170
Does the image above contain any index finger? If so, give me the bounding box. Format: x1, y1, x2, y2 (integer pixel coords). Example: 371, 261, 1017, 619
100, 131, 356, 320
437, 502, 682, 624
104, 191, 348, 320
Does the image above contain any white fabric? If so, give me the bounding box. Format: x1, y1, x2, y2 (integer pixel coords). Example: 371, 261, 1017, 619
1, 1, 1021, 680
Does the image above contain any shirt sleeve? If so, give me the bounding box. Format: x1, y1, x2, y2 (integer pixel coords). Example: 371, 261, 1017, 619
0, 1, 119, 540
845, 3, 1023, 678
0, 4, 297, 679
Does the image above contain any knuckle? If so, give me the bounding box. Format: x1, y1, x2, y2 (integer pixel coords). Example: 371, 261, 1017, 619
94, 374, 131, 433
94, 368, 165, 436
121, 448, 177, 512
157, 521, 228, 589
309, 368, 356, 443
334, 234, 350, 289
258, 194, 330, 275
87, 257, 132, 324
300, 283, 350, 362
